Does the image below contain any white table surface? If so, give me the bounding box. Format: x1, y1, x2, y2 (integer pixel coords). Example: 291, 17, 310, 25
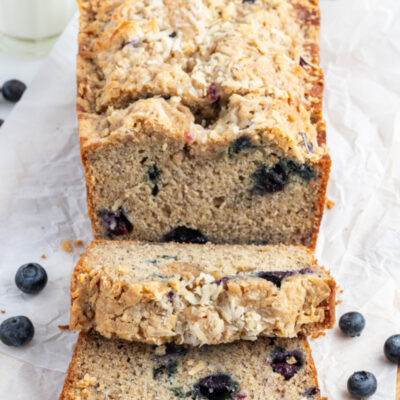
0, 48, 47, 392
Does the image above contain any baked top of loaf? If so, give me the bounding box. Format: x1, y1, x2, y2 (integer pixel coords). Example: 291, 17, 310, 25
77, 0, 325, 163
60, 332, 325, 400
70, 241, 336, 345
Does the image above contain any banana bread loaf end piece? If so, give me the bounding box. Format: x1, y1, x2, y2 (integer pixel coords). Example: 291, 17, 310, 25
70, 240, 336, 345
59, 332, 326, 400
77, 0, 329, 247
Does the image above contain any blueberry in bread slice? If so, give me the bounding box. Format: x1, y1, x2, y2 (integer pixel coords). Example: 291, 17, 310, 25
59, 332, 325, 399
70, 241, 336, 345
77, 0, 330, 248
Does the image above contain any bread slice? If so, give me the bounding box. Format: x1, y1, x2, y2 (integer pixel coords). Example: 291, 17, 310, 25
76, 0, 330, 248
59, 332, 326, 400
70, 241, 336, 345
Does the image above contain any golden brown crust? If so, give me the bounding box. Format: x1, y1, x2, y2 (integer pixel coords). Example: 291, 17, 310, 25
58, 332, 84, 400
307, 153, 331, 250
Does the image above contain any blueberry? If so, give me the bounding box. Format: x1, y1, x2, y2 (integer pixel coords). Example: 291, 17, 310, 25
164, 342, 188, 356
257, 268, 312, 288
164, 226, 208, 244
208, 83, 219, 103
15, 263, 47, 294
98, 208, 133, 238
148, 164, 161, 182
304, 387, 320, 397
257, 271, 294, 288
1, 79, 26, 102
154, 360, 178, 378
169, 31, 177, 38
0, 316, 34, 347
251, 163, 287, 194
286, 160, 315, 181
242, 0, 255, 3
271, 350, 304, 380
148, 164, 161, 196
384, 334, 400, 363
194, 374, 239, 400
0, 119, 4, 127
229, 135, 257, 156
339, 312, 365, 337
347, 371, 377, 398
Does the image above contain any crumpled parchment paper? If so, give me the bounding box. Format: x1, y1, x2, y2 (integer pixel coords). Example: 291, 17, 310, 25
0, 1, 400, 398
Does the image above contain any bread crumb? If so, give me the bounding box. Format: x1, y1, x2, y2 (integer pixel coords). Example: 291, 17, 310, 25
74, 240, 84, 247
41, 226, 45, 230
62, 240, 73, 253
58, 325, 70, 330
325, 197, 335, 210
56, 204, 60, 208
1, 310, 5, 314
336, 299, 343, 306
41, 254, 47, 259
311, 331, 326, 340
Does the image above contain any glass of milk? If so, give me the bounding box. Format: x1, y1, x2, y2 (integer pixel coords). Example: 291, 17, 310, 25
0, 0, 77, 55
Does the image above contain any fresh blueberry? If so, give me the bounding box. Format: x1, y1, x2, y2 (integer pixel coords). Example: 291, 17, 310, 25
304, 387, 320, 397
0, 316, 34, 347
251, 162, 287, 194
15, 263, 47, 294
194, 373, 239, 400
339, 312, 365, 337
98, 208, 133, 238
0, 119, 4, 127
271, 350, 304, 380
384, 334, 400, 363
164, 226, 208, 244
1, 79, 26, 102
347, 371, 377, 398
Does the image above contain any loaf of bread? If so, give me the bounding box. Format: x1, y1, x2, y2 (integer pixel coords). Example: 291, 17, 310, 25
59, 332, 325, 400
70, 240, 336, 345
76, 0, 330, 248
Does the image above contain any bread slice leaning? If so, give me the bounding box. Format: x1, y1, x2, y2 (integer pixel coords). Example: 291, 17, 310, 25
70, 240, 336, 345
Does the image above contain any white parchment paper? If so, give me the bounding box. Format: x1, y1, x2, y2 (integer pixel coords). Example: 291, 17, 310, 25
0, 1, 399, 398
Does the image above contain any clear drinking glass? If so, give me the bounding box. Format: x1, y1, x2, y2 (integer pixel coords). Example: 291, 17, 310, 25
0, 0, 77, 56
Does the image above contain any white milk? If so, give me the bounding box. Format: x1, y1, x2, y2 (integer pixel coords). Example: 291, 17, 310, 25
0, 0, 76, 40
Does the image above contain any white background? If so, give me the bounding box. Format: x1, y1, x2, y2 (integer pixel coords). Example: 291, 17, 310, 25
0, 1, 400, 398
